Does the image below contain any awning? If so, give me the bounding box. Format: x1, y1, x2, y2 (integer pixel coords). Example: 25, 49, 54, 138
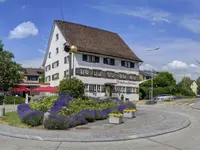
12, 86, 30, 92
32, 86, 58, 93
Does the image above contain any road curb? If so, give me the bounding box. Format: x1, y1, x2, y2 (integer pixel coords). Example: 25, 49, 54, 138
0, 116, 191, 142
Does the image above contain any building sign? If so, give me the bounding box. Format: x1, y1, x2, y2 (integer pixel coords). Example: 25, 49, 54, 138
75, 68, 139, 81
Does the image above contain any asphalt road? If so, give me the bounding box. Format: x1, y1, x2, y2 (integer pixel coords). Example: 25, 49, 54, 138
174, 98, 200, 104
0, 104, 200, 150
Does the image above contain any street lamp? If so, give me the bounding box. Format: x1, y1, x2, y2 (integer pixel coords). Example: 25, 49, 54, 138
64, 45, 77, 78
146, 47, 160, 100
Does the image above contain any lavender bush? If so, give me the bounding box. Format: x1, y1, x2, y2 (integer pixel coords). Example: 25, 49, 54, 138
50, 94, 73, 114
17, 103, 44, 126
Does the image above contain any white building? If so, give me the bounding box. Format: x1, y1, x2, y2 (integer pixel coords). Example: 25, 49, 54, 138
43, 20, 143, 101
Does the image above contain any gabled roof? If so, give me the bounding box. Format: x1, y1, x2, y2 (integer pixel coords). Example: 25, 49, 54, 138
23, 68, 44, 76
43, 20, 142, 66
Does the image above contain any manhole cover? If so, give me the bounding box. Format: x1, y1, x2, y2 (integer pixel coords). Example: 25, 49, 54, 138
75, 127, 90, 130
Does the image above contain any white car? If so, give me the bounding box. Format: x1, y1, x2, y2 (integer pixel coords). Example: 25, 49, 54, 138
155, 94, 174, 101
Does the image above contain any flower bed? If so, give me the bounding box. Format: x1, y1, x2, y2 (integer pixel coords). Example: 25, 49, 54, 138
17, 94, 136, 130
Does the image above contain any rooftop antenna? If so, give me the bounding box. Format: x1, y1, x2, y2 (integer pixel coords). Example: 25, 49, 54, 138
60, 1, 64, 21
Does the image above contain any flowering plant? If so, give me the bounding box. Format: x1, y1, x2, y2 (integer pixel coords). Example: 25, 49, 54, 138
123, 109, 136, 113
109, 110, 123, 117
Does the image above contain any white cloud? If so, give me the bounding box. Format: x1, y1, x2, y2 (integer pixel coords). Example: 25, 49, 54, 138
19, 58, 43, 68
9, 21, 39, 39
140, 64, 158, 71
190, 64, 198, 68
180, 18, 200, 33
88, 5, 170, 24
162, 60, 188, 70
38, 49, 46, 54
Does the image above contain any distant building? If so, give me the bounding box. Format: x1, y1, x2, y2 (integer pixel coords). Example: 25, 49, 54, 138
43, 20, 142, 101
139, 70, 157, 81
190, 81, 198, 95
18, 68, 44, 96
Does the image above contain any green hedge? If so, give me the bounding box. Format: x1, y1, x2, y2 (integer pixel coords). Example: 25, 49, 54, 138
4, 96, 25, 104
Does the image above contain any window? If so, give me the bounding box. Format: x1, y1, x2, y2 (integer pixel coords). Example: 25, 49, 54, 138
64, 56, 69, 64
64, 70, 69, 78
45, 65, 51, 72
52, 61, 59, 69
84, 84, 89, 92
103, 58, 115, 65
101, 85, 105, 92
45, 76, 51, 82
56, 34, 59, 40
28, 76, 38, 81
121, 61, 135, 68
56, 48, 59, 54
52, 73, 59, 80
82, 54, 99, 63
97, 85, 100, 92
89, 85, 94, 92
49, 52, 51, 58
126, 87, 134, 94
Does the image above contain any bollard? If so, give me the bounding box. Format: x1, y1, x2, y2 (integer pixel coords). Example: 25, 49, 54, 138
0, 107, 5, 117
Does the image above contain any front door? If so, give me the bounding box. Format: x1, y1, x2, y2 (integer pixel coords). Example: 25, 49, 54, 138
105, 85, 111, 97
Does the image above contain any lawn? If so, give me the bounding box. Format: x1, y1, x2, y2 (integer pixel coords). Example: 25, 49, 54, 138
0, 112, 30, 128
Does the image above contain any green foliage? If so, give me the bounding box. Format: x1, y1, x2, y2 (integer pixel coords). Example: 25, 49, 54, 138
196, 77, 200, 94
58, 77, 84, 98
29, 96, 58, 112
58, 98, 117, 116
4, 96, 25, 104
0, 95, 4, 105
43, 118, 68, 130
178, 77, 193, 88
39, 72, 45, 83
0, 41, 23, 92
176, 87, 196, 97
23, 115, 43, 126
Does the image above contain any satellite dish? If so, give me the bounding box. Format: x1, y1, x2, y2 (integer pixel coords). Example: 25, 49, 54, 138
64, 45, 70, 52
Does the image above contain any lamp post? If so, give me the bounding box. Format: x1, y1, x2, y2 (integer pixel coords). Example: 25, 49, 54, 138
146, 47, 160, 100
65, 45, 77, 79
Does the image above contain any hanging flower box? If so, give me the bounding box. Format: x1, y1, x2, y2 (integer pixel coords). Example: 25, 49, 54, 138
123, 109, 136, 118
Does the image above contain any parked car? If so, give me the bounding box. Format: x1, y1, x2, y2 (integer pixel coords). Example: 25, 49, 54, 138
154, 94, 174, 101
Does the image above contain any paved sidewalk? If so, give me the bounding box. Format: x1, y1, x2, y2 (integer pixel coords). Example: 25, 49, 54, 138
0, 106, 191, 142
191, 102, 200, 110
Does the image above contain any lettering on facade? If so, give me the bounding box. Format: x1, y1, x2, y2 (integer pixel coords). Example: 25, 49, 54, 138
75, 68, 139, 81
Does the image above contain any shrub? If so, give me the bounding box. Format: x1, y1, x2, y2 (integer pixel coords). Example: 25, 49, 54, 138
43, 114, 69, 130
0, 94, 4, 105
17, 103, 44, 126
29, 95, 58, 112
82, 109, 96, 122
4, 96, 25, 104
58, 77, 84, 98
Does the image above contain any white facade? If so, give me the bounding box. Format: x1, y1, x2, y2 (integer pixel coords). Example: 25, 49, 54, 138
190, 82, 198, 95
44, 24, 140, 101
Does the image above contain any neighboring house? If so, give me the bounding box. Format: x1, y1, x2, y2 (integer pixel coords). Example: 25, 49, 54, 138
18, 68, 44, 95
43, 20, 142, 101
139, 70, 157, 83
190, 81, 198, 95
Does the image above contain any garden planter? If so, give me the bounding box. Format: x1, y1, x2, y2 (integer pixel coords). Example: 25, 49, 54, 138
123, 112, 135, 118
109, 116, 123, 124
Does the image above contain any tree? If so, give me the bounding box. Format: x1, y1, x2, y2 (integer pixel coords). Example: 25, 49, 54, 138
39, 72, 45, 83
141, 72, 176, 87
58, 77, 84, 98
177, 77, 193, 88
0, 41, 23, 93
196, 77, 200, 94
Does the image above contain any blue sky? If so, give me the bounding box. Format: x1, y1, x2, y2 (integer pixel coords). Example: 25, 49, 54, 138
1, 0, 200, 81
